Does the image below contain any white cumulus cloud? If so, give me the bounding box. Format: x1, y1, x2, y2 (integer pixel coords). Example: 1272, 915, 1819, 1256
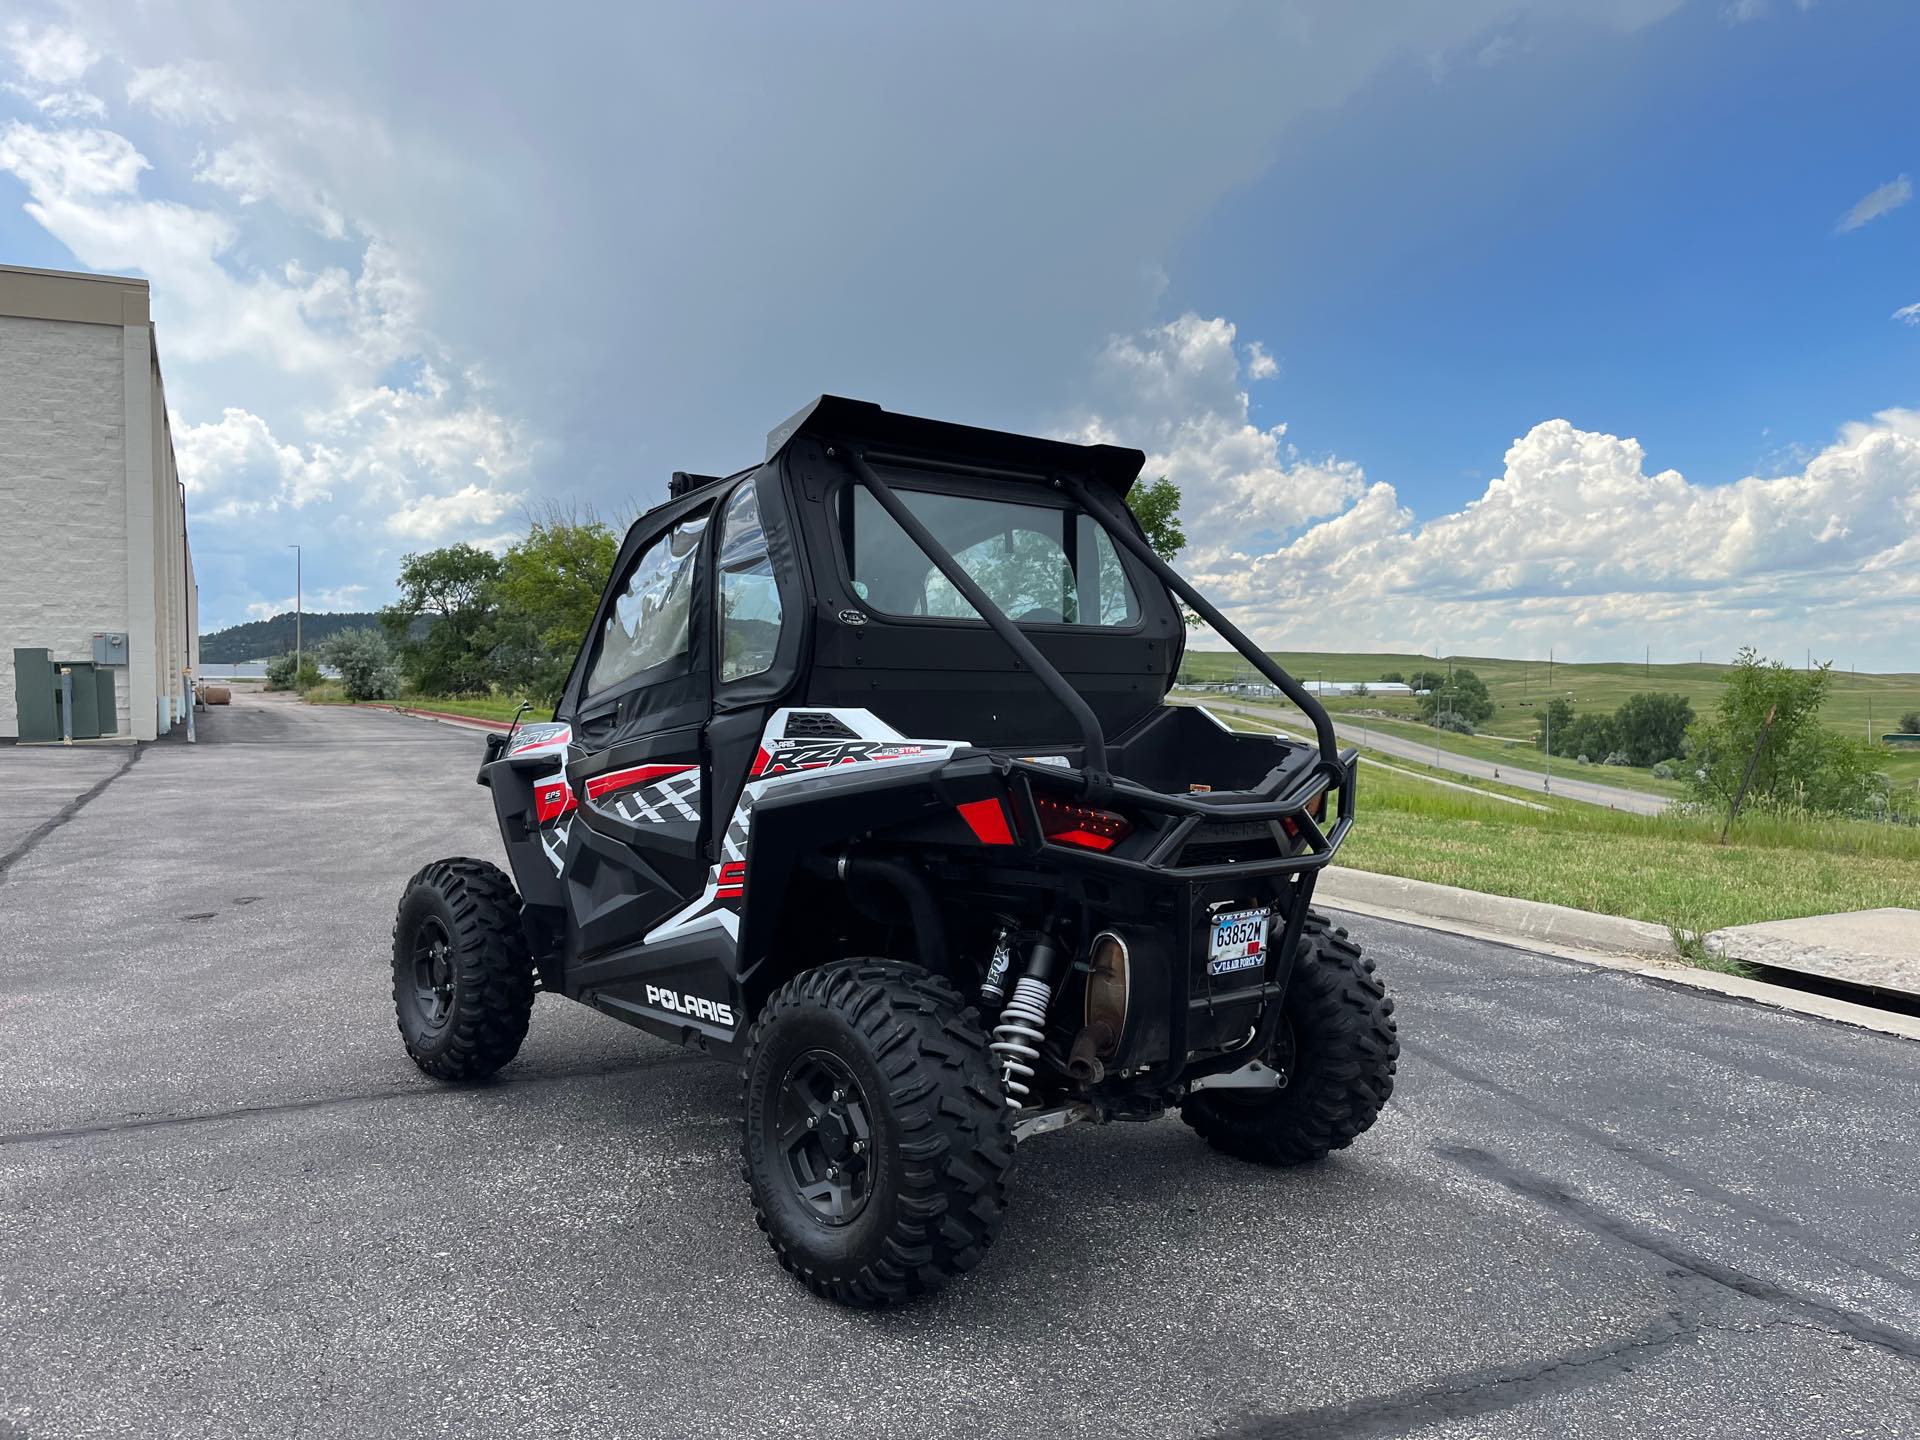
1835, 174, 1912, 234
1072, 313, 1920, 665
4, 21, 99, 87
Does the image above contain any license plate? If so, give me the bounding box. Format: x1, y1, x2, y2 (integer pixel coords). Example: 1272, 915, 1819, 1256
1207, 907, 1271, 975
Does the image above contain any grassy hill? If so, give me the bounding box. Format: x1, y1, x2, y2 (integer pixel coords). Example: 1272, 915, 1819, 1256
1177, 647, 1920, 794
200, 611, 387, 663
1177, 648, 1920, 744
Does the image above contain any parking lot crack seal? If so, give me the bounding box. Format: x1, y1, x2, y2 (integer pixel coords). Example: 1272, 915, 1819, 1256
0, 1051, 709, 1149
1407, 1038, 1920, 1298
1435, 1141, 1920, 1363
1198, 1313, 1691, 1439
0, 747, 142, 885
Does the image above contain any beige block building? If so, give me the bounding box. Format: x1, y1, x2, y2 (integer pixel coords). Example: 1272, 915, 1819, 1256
1, 263, 196, 742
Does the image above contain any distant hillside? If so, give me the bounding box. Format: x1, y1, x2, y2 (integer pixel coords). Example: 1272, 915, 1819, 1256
1177, 648, 1920, 748
200, 611, 391, 663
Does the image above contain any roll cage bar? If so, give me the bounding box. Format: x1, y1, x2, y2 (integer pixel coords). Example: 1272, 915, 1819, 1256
837, 444, 1349, 821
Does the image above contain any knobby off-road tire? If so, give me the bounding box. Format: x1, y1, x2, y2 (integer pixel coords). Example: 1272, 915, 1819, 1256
1182, 913, 1398, 1165
391, 857, 535, 1083
740, 960, 1015, 1307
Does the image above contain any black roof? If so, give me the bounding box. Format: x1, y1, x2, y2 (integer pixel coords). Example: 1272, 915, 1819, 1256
765, 395, 1146, 495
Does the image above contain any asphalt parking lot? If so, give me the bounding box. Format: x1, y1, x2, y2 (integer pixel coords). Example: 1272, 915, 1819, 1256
1, 692, 1916, 1439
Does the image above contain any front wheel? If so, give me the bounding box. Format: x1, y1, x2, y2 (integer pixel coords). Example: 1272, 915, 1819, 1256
391, 857, 535, 1082
1182, 913, 1398, 1165
740, 960, 1015, 1306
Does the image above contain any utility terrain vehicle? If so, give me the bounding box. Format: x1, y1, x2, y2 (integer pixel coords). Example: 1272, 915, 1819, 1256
392, 396, 1398, 1305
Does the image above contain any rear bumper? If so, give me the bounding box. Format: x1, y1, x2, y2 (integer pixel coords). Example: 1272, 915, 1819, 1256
948, 738, 1357, 885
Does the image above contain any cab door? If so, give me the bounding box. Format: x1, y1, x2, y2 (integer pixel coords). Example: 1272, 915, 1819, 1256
561, 505, 715, 959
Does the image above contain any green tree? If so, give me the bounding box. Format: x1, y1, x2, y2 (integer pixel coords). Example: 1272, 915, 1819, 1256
382, 543, 504, 696
1534, 697, 1574, 753
1379, 671, 1405, 685
1612, 692, 1694, 766
1558, 712, 1618, 761
495, 507, 621, 704
321, 627, 401, 702
1407, 669, 1445, 695
1686, 649, 1882, 817
1899, 710, 1920, 734
1418, 668, 1494, 727
1125, 475, 1185, 562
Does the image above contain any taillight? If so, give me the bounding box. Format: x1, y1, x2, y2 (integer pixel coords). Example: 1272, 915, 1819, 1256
1034, 793, 1133, 851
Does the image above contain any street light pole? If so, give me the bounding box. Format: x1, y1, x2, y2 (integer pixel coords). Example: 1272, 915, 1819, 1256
288, 544, 302, 677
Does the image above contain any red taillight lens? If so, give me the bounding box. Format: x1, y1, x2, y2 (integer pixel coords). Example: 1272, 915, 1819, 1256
1034, 793, 1133, 851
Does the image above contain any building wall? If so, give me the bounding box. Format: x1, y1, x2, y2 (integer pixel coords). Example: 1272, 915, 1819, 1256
0, 313, 133, 738
0, 265, 195, 744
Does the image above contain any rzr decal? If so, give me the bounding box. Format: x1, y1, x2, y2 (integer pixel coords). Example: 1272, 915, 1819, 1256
645, 708, 966, 945
750, 740, 935, 777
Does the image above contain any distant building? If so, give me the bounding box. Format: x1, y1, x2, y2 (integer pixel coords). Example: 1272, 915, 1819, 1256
1, 264, 196, 741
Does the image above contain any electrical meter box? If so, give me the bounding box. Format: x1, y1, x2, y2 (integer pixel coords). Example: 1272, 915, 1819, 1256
92, 632, 129, 666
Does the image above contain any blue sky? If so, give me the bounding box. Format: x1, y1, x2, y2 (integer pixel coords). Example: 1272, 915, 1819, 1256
2, 0, 1917, 668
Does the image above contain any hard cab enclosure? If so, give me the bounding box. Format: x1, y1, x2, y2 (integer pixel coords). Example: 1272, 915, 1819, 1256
479, 396, 1356, 1115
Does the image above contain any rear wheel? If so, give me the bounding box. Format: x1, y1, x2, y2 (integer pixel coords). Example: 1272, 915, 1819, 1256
1182, 914, 1397, 1165
391, 857, 535, 1082
740, 960, 1014, 1306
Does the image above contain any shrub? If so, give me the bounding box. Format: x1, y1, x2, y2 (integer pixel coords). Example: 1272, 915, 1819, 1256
1901, 711, 1920, 735
321, 627, 401, 702
1651, 762, 1676, 780
1431, 712, 1476, 735
1602, 750, 1633, 767
264, 653, 298, 691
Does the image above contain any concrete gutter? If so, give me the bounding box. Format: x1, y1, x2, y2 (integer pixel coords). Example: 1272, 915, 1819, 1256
1705, 909, 1920, 1000
368, 704, 512, 732
1319, 866, 1920, 1043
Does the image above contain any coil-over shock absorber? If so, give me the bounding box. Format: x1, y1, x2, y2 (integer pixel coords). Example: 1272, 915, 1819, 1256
989, 932, 1063, 1109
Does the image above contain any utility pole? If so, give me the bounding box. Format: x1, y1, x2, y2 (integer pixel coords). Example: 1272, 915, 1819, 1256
289, 544, 303, 677
1645, 643, 1650, 680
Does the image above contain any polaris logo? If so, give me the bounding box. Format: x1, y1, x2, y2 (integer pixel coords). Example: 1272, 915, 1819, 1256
645, 984, 735, 1028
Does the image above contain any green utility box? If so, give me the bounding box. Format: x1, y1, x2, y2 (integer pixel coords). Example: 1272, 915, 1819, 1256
13, 648, 58, 741
93, 667, 116, 735
12, 650, 119, 741
58, 662, 101, 740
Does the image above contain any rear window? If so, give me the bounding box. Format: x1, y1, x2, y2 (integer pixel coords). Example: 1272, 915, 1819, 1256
839, 485, 1140, 627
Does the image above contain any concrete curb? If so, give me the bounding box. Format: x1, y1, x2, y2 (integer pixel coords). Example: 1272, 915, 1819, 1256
1319, 867, 1920, 1043
1318, 867, 1672, 956
369, 704, 513, 732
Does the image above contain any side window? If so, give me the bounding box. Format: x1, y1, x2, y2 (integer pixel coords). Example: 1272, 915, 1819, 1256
717, 480, 783, 683
585, 512, 708, 696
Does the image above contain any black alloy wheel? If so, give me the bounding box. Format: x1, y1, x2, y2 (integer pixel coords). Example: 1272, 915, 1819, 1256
777, 1049, 875, 1225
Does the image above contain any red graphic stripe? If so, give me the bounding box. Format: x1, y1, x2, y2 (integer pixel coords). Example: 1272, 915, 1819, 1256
714, 860, 747, 900
584, 763, 695, 801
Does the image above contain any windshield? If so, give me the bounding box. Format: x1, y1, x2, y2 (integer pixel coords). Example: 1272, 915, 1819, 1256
839, 485, 1141, 627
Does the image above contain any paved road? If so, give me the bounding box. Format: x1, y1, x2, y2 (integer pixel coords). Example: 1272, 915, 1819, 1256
1, 693, 1915, 1439
1190, 698, 1671, 815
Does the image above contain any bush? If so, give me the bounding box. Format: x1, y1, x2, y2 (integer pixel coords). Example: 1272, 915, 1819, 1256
1602, 750, 1633, 767
1431, 712, 1476, 735
294, 660, 323, 691
264, 653, 298, 691
1651, 762, 1676, 780
321, 627, 401, 702
1901, 711, 1920, 735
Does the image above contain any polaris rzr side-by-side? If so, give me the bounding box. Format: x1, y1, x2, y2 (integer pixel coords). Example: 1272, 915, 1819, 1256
391, 396, 1398, 1306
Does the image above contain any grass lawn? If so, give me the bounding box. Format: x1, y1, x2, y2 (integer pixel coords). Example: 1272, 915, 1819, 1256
1178, 647, 1920, 774
1201, 707, 1920, 945
1193, 694, 1692, 801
